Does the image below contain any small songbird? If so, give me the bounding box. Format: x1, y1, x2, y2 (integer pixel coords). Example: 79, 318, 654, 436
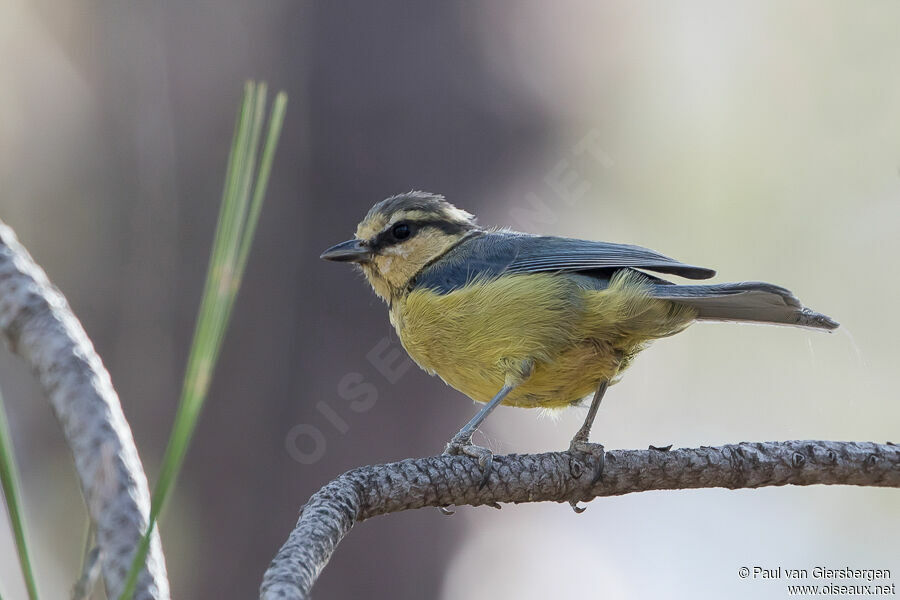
321, 191, 837, 481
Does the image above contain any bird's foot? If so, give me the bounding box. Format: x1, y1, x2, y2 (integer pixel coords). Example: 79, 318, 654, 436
444, 434, 493, 489
566, 439, 605, 513
568, 439, 605, 485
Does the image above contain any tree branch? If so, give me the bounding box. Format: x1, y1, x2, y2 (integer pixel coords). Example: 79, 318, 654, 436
0, 221, 169, 599
260, 440, 899, 599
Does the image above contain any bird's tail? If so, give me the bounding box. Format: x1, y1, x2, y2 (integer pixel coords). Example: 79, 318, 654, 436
650, 282, 839, 331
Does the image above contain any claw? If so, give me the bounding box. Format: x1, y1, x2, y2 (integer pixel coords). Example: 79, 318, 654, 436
476, 451, 493, 489
590, 460, 604, 485
569, 499, 587, 514
444, 439, 494, 489
438, 505, 455, 516
569, 440, 605, 485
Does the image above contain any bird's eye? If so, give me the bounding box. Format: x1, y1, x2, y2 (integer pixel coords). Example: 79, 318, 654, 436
391, 223, 411, 240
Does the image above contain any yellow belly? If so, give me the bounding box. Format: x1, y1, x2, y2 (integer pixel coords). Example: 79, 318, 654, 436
392, 271, 696, 408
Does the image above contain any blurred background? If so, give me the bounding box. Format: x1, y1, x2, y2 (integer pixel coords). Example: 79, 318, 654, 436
1, 1, 899, 598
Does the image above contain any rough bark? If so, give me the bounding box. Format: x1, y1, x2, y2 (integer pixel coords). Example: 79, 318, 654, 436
0, 221, 169, 599
260, 440, 899, 599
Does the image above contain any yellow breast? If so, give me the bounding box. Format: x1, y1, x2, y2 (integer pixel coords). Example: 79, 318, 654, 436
392, 272, 695, 408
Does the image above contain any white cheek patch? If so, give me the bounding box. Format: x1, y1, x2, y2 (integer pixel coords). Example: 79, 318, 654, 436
383, 244, 411, 258
372, 239, 428, 285
378, 245, 412, 272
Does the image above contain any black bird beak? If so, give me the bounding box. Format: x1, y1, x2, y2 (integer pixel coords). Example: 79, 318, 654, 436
320, 239, 372, 263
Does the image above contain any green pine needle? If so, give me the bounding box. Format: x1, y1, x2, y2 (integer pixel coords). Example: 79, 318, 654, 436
0, 388, 41, 600
119, 81, 287, 599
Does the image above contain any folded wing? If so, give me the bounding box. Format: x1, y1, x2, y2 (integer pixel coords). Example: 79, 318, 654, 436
501, 234, 716, 280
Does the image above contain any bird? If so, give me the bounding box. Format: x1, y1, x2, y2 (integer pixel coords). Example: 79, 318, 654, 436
320, 191, 838, 484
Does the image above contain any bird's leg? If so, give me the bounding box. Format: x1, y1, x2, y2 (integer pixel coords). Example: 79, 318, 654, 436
568, 380, 608, 487
444, 383, 515, 489
569, 380, 608, 449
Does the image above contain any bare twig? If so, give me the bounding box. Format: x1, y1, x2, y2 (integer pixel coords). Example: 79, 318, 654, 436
71, 546, 101, 600
260, 440, 899, 599
0, 221, 169, 599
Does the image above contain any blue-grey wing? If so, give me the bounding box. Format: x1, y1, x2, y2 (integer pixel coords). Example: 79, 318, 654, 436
502, 234, 714, 279
412, 231, 714, 294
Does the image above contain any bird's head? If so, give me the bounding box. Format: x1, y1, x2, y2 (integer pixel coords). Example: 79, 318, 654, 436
320, 191, 479, 302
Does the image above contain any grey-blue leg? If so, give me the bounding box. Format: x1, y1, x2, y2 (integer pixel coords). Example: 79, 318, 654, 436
444, 384, 515, 489
449, 384, 514, 444
569, 380, 608, 491
569, 379, 608, 448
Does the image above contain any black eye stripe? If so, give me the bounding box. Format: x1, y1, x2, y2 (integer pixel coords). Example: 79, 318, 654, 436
418, 219, 468, 235
370, 218, 468, 250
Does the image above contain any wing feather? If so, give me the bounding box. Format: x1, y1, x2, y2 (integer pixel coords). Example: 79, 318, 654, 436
412, 231, 715, 294
503, 235, 715, 279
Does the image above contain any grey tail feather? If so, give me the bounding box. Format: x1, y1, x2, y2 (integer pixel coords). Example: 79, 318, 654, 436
650, 281, 839, 331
